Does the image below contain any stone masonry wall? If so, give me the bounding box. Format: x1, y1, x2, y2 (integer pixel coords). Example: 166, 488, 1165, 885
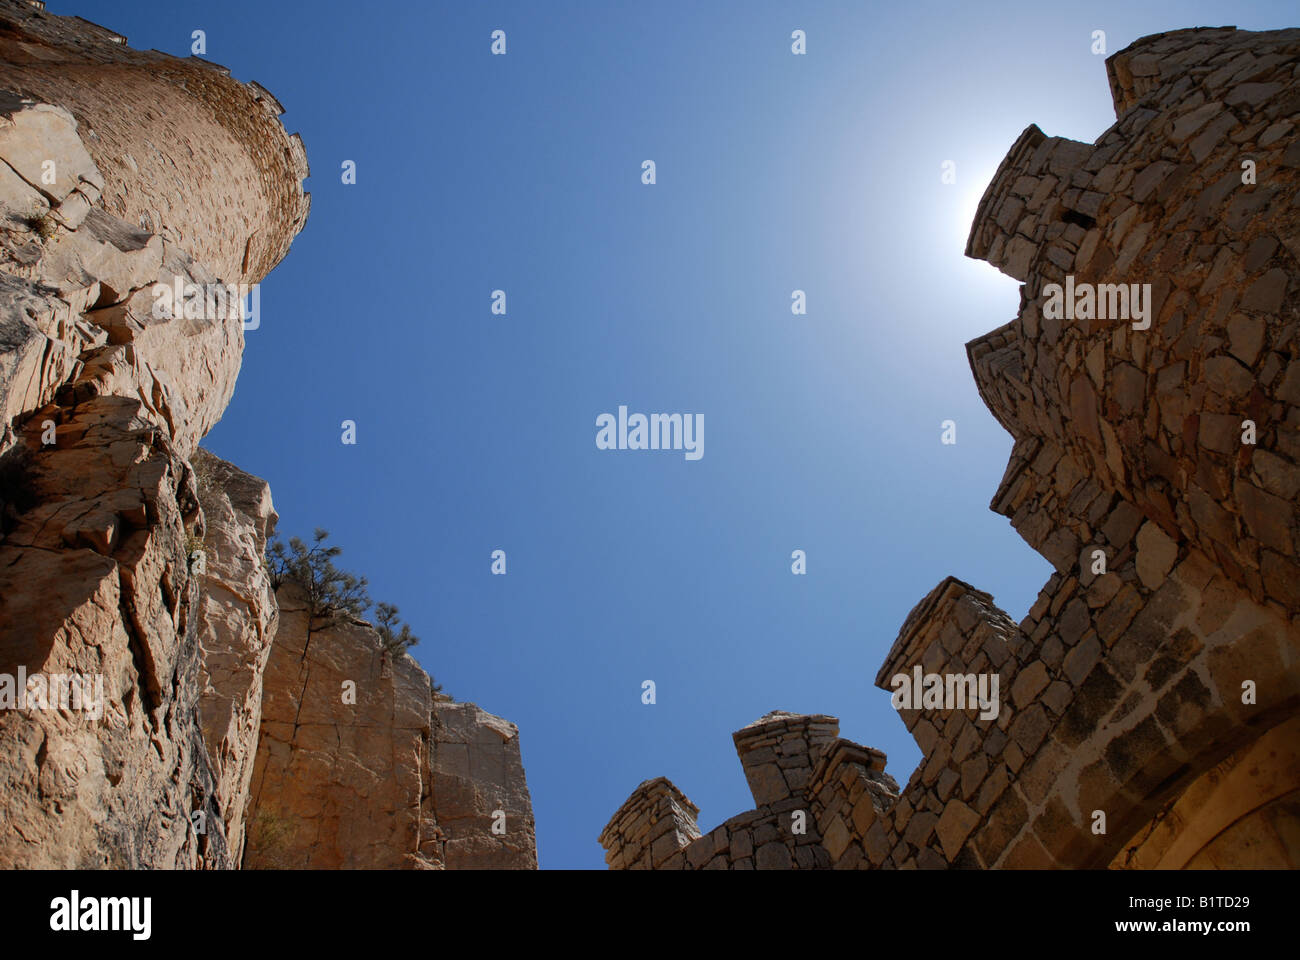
601, 25, 1300, 871
1111, 713, 1300, 867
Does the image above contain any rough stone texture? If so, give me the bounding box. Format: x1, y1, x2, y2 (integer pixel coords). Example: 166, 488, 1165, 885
431, 700, 537, 869
0, 396, 230, 867
0, 0, 306, 869
0, 2, 535, 870
1110, 714, 1300, 868
599, 777, 703, 870
242, 582, 437, 869
192, 449, 278, 867
0, 1, 309, 285
598, 712, 883, 870
602, 26, 1300, 871
243, 582, 537, 870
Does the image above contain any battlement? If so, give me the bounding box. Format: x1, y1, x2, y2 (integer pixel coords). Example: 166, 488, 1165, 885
602, 25, 1300, 870
1103, 26, 1273, 116
733, 710, 839, 808
966, 124, 1093, 284
599, 714, 885, 870
598, 777, 701, 869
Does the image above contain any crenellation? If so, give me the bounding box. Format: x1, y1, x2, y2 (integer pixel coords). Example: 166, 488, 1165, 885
603, 24, 1300, 871
733, 710, 838, 809
598, 777, 702, 869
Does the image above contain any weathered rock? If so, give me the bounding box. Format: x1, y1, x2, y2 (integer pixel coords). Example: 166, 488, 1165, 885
0, 395, 229, 868
192, 450, 279, 866
0, 1, 534, 871
431, 700, 538, 869
242, 582, 435, 869
0, 0, 305, 868
243, 583, 537, 869
0, 93, 99, 204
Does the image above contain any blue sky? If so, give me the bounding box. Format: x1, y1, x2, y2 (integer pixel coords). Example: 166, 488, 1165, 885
67, 0, 1296, 868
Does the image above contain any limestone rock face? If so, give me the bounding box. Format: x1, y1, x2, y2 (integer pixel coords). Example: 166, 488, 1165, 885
0, 392, 231, 868
0, 1, 535, 870
243, 582, 436, 869
192, 450, 279, 867
0, 0, 303, 867
432, 700, 538, 869
243, 583, 537, 870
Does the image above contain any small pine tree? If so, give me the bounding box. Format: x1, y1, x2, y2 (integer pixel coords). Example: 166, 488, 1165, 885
375, 602, 440, 692
375, 602, 414, 652
266, 529, 441, 692
265, 528, 371, 624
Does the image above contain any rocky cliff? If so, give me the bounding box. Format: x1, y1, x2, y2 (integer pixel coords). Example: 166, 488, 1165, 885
243, 581, 536, 869
0, 0, 535, 870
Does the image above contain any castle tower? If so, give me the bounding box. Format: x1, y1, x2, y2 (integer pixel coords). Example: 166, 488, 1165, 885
601, 25, 1300, 871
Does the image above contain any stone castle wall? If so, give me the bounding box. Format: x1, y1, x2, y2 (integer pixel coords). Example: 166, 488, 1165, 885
601, 25, 1300, 871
